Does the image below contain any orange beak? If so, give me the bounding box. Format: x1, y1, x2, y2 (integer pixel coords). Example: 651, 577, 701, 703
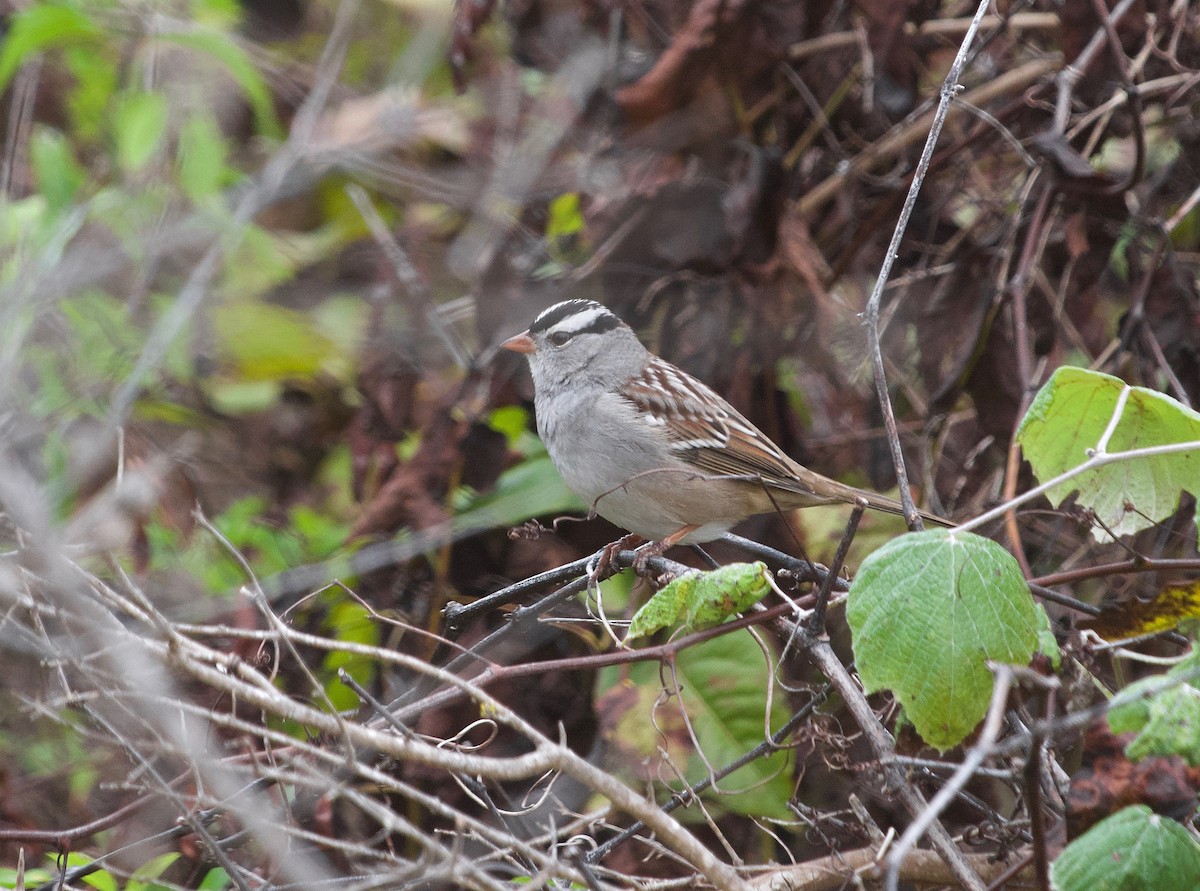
501, 331, 535, 354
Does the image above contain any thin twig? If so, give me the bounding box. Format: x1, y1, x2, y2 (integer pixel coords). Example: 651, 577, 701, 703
958, 438, 1200, 535
788, 12, 1060, 62
1051, 0, 1140, 133
807, 503, 863, 635
861, 0, 994, 531
797, 56, 1060, 216
803, 633, 987, 891
884, 665, 1017, 891
1001, 184, 1054, 577
585, 686, 832, 865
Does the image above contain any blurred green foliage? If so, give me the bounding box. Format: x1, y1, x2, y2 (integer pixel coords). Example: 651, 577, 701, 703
145, 494, 352, 596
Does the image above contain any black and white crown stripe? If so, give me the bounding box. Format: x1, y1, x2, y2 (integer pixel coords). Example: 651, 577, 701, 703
528, 299, 623, 339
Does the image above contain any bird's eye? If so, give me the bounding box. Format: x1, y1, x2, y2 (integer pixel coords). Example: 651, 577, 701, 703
547, 330, 573, 347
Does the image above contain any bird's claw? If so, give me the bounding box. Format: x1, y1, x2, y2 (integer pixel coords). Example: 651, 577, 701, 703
589, 533, 645, 585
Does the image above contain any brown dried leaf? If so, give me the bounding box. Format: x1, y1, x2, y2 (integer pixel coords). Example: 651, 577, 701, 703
1064, 211, 1090, 260
1082, 580, 1200, 641
615, 0, 751, 125
1066, 722, 1200, 837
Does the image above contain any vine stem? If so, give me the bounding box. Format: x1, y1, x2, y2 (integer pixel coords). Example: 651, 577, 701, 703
956, 438, 1200, 536
861, 0, 993, 531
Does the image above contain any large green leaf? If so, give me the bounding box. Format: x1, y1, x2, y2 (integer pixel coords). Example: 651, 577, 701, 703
1017, 366, 1200, 541
1051, 805, 1200, 891
597, 632, 792, 819
848, 530, 1038, 749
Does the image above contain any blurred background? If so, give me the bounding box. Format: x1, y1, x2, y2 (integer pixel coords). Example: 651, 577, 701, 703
1, 0, 1198, 886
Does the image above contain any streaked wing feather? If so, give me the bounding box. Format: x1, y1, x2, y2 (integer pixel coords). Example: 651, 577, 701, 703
621, 359, 817, 491
619, 359, 948, 523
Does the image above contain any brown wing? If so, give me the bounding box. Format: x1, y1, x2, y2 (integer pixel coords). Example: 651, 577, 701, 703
621, 358, 819, 491
619, 358, 951, 522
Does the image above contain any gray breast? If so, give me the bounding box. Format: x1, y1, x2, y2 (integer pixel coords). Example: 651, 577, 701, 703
537, 389, 669, 504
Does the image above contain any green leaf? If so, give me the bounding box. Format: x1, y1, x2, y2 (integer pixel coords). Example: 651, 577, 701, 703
626, 563, 773, 641
197, 868, 231, 891
30, 127, 86, 211
223, 223, 350, 298
1017, 366, 1200, 542
1109, 223, 1136, 281
546, 192, 584, 240
1124, 684, 1200, 765
450, 450, 585, 534
1171, 201, 1200, 251
0, 866, 52, 887
20, 716, 99, 805
1108, 649, 1200, 765
325, 601, 379, 647
290, 504, 350, 558
64, 44, 118, 141
206, 380, 281, 415
157, 30, 283, 138
212, 301, 338, 382
177, 113, 232, 202
194, 0, 242, 28
1051, 805, 1200, 891
112, 91, 169, 173
597, 633, 793, 819
146, 495, 352, 597
488, 405, 531, 447
0, 3, 103, 95
1034, 604, 1062, 671
1107, 677, 1155, 736
127, 852, 180, 888
82, 872, 117, 891
847, 530, 1038, 749
323, 601, 380, 712
20, 290, 146, 419
65, 853, 115, 891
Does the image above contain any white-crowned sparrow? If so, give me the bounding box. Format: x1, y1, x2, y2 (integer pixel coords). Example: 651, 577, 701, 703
501, 299, 947, 548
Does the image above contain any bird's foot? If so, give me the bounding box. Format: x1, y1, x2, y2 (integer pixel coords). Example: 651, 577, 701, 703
631, 524, 700, 576
590, 533, 645, 584
631, 540, 667, 576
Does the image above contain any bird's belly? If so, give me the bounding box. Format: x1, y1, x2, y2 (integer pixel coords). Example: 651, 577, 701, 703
568, 468, 739, 541
550, 439, 744, 541
537, 390, 754, 543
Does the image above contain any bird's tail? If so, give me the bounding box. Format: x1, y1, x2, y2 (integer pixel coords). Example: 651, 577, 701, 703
850, 487, 953, 529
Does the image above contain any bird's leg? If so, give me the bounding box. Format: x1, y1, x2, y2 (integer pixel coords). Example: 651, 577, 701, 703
632, 524, 700, 576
